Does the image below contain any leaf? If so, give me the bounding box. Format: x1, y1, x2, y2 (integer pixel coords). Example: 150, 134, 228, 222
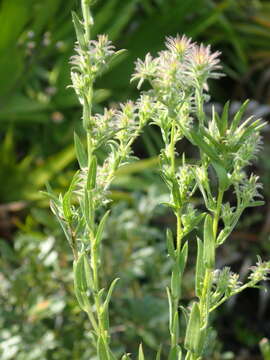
74, 132, 87, 169
166, 228, 175, 259
171, 242, 188, 299
230, 99, 249, 132
220, 101, 230, 136
138, 344, 145, 360
212, 161, 230, 191
101, 278, 119, 331
72, 11, 87, 50
184, 302, 201, 354
95, 210, 110, 246
166, 287, 173, 333
87, 155, 97, 190
74, 252, 93, 292
172, 179, 182, 208
195, 237, 205, 298
203, 215, 215, 269
189, 129, 220, 163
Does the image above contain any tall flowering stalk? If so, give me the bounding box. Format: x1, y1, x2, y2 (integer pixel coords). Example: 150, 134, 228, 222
45, 1, 150, 359
45, 1, 270, 359
132, 36, 269, 359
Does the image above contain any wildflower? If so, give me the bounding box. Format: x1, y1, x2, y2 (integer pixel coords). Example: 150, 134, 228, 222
131, 53, 158, 89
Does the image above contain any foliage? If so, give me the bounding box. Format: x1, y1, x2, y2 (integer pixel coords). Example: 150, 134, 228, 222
44, 0, 270, 359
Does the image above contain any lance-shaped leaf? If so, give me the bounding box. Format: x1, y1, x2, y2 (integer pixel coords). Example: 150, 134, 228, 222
219, 101, 230, 137
74, 132, 87, 169
72, 11, 87, 50
166, 287, 173, 334
171, 242, 188, 299
62, 171, 80, 221
184, 302, 201, 354
230, 99, 249, 132
74, 252, 93, 292
203, 215, 215, 269
189, 129, 221, 163
87, 155, 97, 190
95, 210, 110, 247
212, 161, 230, 191
138, 344, 145, 360
100, 278, 119, 331
195, 237, 205, 298
166, 228, 175, 259
172, 179, 182, 208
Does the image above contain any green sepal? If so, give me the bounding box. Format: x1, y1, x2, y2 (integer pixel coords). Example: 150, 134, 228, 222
97, 336, 110, 360
95, 210, 110, 246
72, 11, 87, 50
184, 302, 201, 354
74, 252, 93, 292
87, 155, 97, 190
166, 228, 175, 259
203, 215, 215, 269
138, 344, 145, 360
195, 237, 205, 297
212, 161, 230, 191
74, 132, 87, 169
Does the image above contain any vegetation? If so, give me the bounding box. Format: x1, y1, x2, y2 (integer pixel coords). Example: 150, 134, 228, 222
1, 0, 270, 359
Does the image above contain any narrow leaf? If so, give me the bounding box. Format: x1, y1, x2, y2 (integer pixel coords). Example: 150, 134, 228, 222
87, 155, 97, 190
212, 162, 230, 191
230, 99, 249, 132
138, 344, 145, 360
74, 252, 93, 292
72, 11, 87, 50
195, 237, 205, 297
203, 215, 215, 268
220, 101, 230, 136
166, 228, 175, 259
74, 132, 87, 169
184, 302, 201, 353
95, 210, 110, 246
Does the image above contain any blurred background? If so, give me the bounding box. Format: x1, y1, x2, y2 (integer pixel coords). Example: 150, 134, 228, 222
1, 0, 270, 359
